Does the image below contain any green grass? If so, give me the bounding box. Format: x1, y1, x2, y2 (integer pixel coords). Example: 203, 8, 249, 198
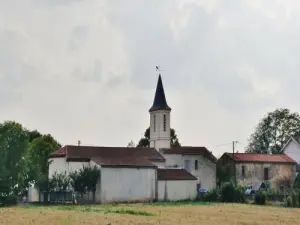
145, 200, 213, 206
21, 205, 154, 216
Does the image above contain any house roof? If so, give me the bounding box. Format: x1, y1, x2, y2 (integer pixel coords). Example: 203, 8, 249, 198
91, 156, 157, 168
157, 168, 197, 181
161, 146, 217, 163
50, 145, 165, 168
149, 75, 171, 112
223, 153, 296, 164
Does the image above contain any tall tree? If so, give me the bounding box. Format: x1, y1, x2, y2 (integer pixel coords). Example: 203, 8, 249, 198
24, 134, 61, 189
246, 108, 300, 154
0, 121, 29, 194
136, 127, 181, 147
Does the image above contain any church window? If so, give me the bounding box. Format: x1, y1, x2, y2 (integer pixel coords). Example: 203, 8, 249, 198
163, 114, 166, 131
195, 160, 198, 170
153, 115, 156, 132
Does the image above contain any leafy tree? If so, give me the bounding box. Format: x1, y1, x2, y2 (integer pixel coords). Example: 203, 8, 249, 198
136, 127, 181, 147
49, 172, 70, 192
0, 121, 29, 195
216, 161, 234, 186
69, 166, 101, 202
27, 130, 42, 142
246, 108, 300, 154
24, 134, 60, 190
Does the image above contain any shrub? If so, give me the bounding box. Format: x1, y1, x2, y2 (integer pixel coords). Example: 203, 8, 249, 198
234, 185, 246, 203
220, 182, 236, 202
254, 191, 266, 205
203, 188, 220, 202
286, 196, 293, 207
291, 192, 297, 207
0, 195, 18, 206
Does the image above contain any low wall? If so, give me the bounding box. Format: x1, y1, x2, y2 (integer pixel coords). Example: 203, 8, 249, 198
158, 180, 197, 201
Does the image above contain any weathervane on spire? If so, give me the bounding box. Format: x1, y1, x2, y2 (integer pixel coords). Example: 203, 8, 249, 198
156, 65, 164, 75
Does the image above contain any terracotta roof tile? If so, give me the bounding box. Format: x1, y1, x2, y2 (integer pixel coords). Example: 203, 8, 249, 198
225, 153, 296, 163
91, 157, 156, 168
157, 168, 197, 181
161, 146, 216, 162
49, 145, 165, 167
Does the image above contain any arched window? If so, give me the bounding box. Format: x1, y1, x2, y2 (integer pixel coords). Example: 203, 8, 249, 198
153, 115, 156, 132
163, 114, 166, 131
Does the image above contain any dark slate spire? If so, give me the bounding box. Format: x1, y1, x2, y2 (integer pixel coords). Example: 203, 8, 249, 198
149, 74, 171, 112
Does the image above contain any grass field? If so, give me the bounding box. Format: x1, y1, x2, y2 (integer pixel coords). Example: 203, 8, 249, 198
1, 202, 300, 225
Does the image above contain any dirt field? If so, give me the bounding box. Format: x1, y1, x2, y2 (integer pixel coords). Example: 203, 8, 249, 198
1, 203, 300, 225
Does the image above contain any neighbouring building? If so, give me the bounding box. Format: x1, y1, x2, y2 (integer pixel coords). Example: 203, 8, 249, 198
218, 153, 297, 189
40, 73, 217, 204
282, 137, 300, 164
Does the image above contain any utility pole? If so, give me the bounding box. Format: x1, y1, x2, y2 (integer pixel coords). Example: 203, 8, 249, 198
232, 141, 237, 186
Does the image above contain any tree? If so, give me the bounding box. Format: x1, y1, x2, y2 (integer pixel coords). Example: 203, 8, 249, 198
246, 108, 300, 154
127, 140, 136, 148
24, 134, 61, 190
0, 121, 29, 195
136, 127, 181, 147
69, 166, 101, 202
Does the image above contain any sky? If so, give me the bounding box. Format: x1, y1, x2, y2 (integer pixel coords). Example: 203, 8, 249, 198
1, 0, 300, 157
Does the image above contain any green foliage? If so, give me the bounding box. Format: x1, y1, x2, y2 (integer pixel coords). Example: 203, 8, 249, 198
254, 191, 266, 205
69, 166, 101, 199
293, 173, 300, 189
202, 182, 245, 203
216, 161, 234, 186
54, 205, 154, 216
0, 120, 61, 198
25, 134, 60, 187
246, 108, 300, 154
292, 191, 297, 207
220, 182, 236, 202
0, 195, 18, 206
0, 121, 29, 195
203, 188, 220, 202
286, 196, 293, 207
136, 127, 181, 147
49, 172, 70, 192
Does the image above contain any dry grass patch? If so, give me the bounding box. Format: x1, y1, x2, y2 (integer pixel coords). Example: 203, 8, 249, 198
1, 203, 300, 225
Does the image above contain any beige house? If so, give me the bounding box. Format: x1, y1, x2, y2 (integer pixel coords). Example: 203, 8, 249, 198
37, 74, 217, 204
218, 153, 296, 189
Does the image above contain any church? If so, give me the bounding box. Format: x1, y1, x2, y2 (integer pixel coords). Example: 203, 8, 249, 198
47, 74, 217, 203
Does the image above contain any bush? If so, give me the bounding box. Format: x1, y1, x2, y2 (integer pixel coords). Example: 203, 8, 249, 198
234, 185, 246, 203
292, 192, 297, 207
254, 191, 266, 205
0, 195, 18, 206
203, 188, 220, 202
220, 182, 236, 202
286, 196, 293, 207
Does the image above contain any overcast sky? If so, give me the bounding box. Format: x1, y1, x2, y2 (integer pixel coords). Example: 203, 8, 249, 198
1, 0, 300, 157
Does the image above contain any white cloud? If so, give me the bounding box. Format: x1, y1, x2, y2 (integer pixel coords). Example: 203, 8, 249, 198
1, 0, 300, 156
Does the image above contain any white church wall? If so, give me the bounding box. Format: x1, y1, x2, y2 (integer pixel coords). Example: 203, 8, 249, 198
163, 154, 216, 190
48, 157, 68, 178
163, 154, 182, 167
99, 167, 156, 203
68, 162, 90, 173
152, 161, 166, 168
158, 180, 197, 201
284, 139, 300, 164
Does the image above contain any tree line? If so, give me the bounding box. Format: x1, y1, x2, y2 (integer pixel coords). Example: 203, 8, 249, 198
0, 121, 60, 201
1, 108, 300, 202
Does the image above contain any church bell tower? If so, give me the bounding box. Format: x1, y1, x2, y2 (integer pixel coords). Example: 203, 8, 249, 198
149, 74, 171, 150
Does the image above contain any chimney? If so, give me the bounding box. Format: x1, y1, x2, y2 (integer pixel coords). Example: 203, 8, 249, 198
78, 140, 81, 146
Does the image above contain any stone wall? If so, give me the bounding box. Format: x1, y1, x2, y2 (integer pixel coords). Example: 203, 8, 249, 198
235, 163, 296, 189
